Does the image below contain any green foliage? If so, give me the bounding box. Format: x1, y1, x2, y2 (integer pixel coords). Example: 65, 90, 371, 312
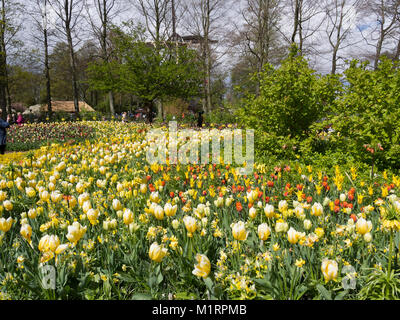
87, 22, 203, 109
239, 46, 340, 138
325, 57, 400, 170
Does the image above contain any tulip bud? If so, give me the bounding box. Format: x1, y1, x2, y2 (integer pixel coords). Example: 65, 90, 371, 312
303, 219, 312, 230
112, 199, 123, 211
264, 204, 274, 218
321, 259, 338, 282
123, 208, 134, 225
311, 203, 323, 216
364, 232, 372, 242
3, 200, 13, 212
20, 224, 32, 241
231, 221, 247, 241
149, 242, 168, 263
257, 223, 271, 241
356, 218, 372, 235
192, 254, 211, 278
249, 207, 257, 219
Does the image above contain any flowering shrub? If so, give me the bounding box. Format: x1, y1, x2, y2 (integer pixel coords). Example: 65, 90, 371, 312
0, 122, 399, 300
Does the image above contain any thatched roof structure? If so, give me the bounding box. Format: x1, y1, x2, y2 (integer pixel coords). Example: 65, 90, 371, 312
41, 101, 95, 113
24, 101, 95, 115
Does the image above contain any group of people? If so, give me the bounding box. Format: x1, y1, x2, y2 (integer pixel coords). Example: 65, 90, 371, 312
0, 111, 25, 155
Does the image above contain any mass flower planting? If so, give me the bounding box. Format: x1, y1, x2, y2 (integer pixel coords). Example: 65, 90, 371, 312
7, 122, 96, 152
0, 121, 399, 300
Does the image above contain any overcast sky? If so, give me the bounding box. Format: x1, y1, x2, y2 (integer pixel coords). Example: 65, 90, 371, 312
17, 0, 399, 75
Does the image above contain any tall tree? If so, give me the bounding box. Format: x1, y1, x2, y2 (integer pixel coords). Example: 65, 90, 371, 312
0, 0, 23, 118
323, 0, 361, 74
234, 0, 283, 94
50, 0, 84, 115
85, 0, 118, 115
287, 0, 324, 55
359, 0, 400, 69
183, 0, 227, 113
31, 0, 54, 116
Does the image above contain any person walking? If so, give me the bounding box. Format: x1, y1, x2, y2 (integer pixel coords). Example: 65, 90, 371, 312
0, 113, 11, 155
16, 112, 25, 126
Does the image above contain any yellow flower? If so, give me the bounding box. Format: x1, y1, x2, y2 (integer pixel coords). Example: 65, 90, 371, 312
0, 217, 13, 232
20, 224, 32, 242
192, 254, 211, 278
257, 223, 271, 241
321, 259, 338, 282
315, 227, 325, 239
87, 208, 100, 225
275, 219, 288, 233
183, 216, 198, 235
231, 221, 248, 241
149, 242, 168, 263
153, 205, 165, 220
355, 218, 372, 235
39, 235, 60, 253
295, 259, 306, 268
164, 203, 177, 217
311, 202, 323, 217
264, 204, 275, 218
123, 208, 134, 225
287, 227, 301, 244
2, 200, 13, 212
249, 207, 257, 219
66, 221, 87, 244
112, 199, 123, 211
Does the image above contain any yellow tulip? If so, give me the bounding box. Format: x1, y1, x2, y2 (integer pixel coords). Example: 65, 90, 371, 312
231, 221, 248, 241
311, 202, 323, 216
153, 205, 164, 220
249, 207, 257, 219
321, 259, 338, 282
164, 203, 177, 217
257, 223, 271, 241
183, 216, 198, 236
264, 204, 275, 218
278, 200, 288, 213
28, 208, 37, 219
275, 220, 288, 233
149, 242, 168, 263
356, 218, 372, 235
25, 187, 36, 198
3, 200, 13, 212
121, 208, 133, 225
20, 224, 32, 242
55, 243, 69, 255
0, 217, 13, 232
87, 208, 99, 225
66, 222, 87, 244
192, 254, 211, 278
112, 199, 123, 211
287, 227, 301, 244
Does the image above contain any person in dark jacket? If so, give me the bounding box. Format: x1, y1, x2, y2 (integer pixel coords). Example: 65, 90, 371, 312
197, 111, 204, 128
0, 114, 11, 155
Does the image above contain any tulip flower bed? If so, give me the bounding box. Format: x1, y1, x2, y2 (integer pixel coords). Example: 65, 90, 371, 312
0, 121, 399, 300
7, 122, 96, 152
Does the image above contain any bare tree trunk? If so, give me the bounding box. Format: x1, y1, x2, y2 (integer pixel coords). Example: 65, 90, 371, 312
0, 0, 8, 119
66, 30, 80, 114
43, 4, 52, 117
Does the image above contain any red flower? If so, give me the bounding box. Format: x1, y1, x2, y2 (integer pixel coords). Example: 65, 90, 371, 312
350, 214, 357, 222
267, 181, 274, 188
236, 202, 243, 212
306, 196, 312, 203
